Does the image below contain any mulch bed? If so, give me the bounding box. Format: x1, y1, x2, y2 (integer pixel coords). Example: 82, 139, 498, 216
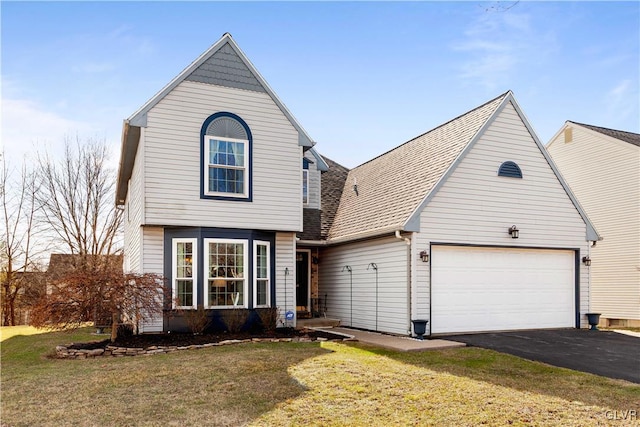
68, 328, 343, 351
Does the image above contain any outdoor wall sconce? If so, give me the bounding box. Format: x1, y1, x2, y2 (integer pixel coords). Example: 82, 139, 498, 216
508, 225, 519, 239
419, 250, 429, 263
582, 256, 592, 266
312, 256, 319, 265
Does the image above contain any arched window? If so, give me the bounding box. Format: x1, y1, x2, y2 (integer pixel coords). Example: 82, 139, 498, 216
498, 161, 523, 179
201, 112, 252, 200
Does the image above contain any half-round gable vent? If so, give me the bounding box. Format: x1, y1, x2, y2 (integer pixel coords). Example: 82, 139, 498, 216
498, 161, 523, 178
206, 116, 248, 140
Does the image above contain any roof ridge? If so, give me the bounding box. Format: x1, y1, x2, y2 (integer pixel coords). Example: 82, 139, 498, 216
568, 121, 640, 147
350, 90, 511, 170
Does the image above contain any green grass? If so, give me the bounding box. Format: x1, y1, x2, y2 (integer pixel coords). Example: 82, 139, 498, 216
1, 328, 638, 426
0, 325, 55, 342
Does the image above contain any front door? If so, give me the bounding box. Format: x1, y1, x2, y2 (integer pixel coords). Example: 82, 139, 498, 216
296, 251, 310, 313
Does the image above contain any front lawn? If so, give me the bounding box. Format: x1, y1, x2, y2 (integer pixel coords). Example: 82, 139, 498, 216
1, 328, 638, 426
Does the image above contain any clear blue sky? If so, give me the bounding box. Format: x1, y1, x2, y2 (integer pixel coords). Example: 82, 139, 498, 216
2, 1, 638, 168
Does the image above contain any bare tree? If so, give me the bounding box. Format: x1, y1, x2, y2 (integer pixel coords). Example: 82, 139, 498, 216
1, 155, 41, 326
30, 256, 167, 342
36, 137, 123, 256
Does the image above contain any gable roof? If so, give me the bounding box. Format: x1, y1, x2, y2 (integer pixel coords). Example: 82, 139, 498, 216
116, 33, 314, 205
568, 121, 640, 147
327, 92, 508, 242
327, 91, 601, 243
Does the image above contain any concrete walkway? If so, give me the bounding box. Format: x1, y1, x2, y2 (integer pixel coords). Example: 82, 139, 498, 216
327, 327, 466, 352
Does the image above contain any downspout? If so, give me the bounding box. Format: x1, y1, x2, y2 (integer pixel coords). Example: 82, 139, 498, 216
395, 231, 412, 335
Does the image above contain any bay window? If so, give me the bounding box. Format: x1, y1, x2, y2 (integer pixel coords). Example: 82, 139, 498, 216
204, 239, 248, 308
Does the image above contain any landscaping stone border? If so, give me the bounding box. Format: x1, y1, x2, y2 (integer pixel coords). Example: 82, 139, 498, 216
55, 336, 350, 359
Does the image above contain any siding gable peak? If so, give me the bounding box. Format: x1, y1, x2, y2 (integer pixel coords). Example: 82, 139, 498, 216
117, 33, 314, 205
407, 92, 601, 243
327, 91, 511, 242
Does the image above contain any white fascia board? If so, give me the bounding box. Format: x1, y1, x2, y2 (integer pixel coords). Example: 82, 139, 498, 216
127, 36, 231, 127
509, 96, 602, 242
116, 120, 141, 205
402, 92, 512, 234
403, 92, 601, 242
227, 39, 315, 148
309, 147, 329, 171
326, 225, 404, 245
546, 121, 571, 149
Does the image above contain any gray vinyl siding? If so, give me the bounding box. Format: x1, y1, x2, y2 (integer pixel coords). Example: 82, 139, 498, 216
303, 151, 322, 210
548, 125, 640, 321
143, 80, 302, 231
275, 232, 296, 327
414, 102, 591, 333
319, 236, 410, 335
139, 226, 164, 332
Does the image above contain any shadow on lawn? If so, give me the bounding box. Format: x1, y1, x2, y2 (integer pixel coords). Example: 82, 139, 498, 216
348, 343, 640, 411
1, 329, 335, 427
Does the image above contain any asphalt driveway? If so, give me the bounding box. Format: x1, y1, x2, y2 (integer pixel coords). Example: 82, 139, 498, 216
443, 329, 640, 383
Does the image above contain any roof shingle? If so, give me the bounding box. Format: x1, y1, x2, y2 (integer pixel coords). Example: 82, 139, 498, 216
569, 121, 640, 147
327, 92, 509, 241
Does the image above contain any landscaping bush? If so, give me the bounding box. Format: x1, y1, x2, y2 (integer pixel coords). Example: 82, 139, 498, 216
183, 305, 210, 334
257, 307, 280, 334
222, 309, 249, 333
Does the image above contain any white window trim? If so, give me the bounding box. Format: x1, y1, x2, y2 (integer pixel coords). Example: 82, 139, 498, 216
204, 238, 249, 309
203, 135, 249, 198
172, 238, 198, 310
253, 240, 271, 308
302, 169, 309, 205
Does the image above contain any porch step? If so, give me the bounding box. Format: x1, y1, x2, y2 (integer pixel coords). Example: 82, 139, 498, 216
296, 318, 341, 329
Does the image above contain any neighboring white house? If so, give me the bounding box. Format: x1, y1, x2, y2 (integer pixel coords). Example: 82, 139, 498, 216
117, 33, 600, 336
547, 122, 640, 327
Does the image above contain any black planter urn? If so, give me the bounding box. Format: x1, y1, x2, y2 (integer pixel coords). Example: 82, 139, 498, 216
412, 319, 429, 340
586, 313, 601, 330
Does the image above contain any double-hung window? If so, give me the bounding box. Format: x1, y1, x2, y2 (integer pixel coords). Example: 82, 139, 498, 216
253, 241, 271, 307
204, 239, 248, 308
302, 170, 309, 205
201, 113, 252, 200
172, 238, 197, 309
204, 137, 248, 196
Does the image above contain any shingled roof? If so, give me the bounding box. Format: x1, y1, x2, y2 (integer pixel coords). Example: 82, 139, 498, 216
569, 121, 640, 147
320, 156, 350, 239
327, 92, 510, 242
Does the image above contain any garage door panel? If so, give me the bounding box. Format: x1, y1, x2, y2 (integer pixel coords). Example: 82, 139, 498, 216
432, 246, 575, 334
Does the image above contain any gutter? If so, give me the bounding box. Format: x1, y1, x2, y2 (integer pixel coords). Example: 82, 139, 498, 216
325, 225, 405, 246
394, 230, 411, 246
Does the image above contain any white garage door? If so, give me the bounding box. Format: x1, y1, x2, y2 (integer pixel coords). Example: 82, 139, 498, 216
431, 246, 575, 334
